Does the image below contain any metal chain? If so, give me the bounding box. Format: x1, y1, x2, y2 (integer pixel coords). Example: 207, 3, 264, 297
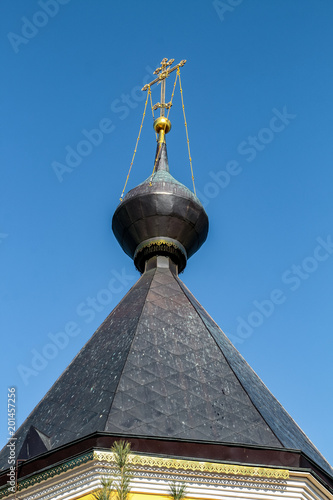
149, 87, 158, 141
120, 86, 151, 201
178, 69, 196, 195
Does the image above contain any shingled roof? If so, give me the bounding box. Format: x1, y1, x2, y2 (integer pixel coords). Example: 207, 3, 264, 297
1, 87, 332, 494
1, 256, 332, 480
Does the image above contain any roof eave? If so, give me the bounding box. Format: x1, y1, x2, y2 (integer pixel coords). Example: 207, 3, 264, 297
1, 432, 332, 494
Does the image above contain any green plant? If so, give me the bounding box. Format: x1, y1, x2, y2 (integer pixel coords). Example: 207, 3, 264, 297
93, 441, 132, 500
169, 481, 187, 500
92, 477, 114, 500
112, 440, 132, 500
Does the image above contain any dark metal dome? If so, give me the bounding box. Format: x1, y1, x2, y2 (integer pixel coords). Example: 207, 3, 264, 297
112, 143, 209, 273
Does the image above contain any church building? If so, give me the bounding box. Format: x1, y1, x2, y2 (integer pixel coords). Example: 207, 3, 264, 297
1, 58, 332, 500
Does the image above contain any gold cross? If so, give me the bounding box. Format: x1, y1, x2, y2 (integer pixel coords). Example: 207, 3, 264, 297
142, 58, 186, 117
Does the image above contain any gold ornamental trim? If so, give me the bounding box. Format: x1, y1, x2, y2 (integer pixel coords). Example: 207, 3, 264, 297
146, 240, 173, 248
93, 451, 289, 480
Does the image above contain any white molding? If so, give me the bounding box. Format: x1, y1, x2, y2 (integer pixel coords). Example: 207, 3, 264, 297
4, 460, 332, 500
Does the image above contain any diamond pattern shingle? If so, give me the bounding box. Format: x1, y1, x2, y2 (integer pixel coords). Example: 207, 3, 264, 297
1, 256, 332, 480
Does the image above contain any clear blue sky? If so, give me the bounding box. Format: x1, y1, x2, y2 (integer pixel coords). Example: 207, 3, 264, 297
1, 0, 333, 466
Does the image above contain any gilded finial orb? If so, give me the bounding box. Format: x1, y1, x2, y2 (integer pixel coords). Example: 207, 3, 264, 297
153, 116, 171, 134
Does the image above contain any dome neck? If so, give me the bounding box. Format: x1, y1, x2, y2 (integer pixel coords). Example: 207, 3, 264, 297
145, 255, 178, 275
134, 237, 187, 274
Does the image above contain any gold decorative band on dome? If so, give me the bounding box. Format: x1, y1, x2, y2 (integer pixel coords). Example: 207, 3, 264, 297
134, 237, 188, 273
134, 237, 187, 258
93, 451, 290, 480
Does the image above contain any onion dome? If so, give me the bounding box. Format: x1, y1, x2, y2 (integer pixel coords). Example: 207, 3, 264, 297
112, 118, 208, 273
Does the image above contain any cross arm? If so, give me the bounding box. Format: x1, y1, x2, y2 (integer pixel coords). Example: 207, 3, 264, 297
141, 60, 186, 91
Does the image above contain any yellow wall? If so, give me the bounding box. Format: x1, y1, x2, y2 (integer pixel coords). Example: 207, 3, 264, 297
76, 494, 192, 500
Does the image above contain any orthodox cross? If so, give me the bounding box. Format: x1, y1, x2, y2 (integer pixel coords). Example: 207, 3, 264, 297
142, 58, 186, 117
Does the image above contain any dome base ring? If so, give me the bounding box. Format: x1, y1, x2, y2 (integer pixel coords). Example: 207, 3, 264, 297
134, 237, 187, 274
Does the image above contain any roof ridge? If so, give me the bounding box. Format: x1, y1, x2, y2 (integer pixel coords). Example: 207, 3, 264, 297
175, 277, 333, 478
102, 267, 157, 428
175, 276, 284, 448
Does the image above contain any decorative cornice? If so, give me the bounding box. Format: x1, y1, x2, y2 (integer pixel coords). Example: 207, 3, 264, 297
94, 451, 290, 480
0, 452, 93, 499
0, 450, 290, 498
